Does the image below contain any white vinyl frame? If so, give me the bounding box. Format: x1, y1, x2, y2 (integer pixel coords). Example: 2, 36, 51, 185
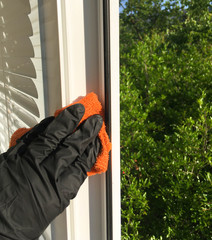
55, 0, 120, 240
109, 1, 121, 239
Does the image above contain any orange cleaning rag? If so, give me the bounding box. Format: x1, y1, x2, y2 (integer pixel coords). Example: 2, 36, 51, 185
9, 92, 111, 176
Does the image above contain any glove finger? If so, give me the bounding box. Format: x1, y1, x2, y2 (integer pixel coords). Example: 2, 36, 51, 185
24, 104, 85, 164
77, 136, 101, 172
60, 114, 103, 156
41, 115, 102, 179
58, 137, 101, 201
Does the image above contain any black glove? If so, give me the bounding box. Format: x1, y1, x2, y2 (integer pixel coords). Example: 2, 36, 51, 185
0, 104, 102, 240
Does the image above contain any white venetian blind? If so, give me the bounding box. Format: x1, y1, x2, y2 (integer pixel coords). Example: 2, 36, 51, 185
0, 0, 45, 153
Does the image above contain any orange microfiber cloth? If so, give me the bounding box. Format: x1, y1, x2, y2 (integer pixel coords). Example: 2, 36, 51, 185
9, 92, 111, 176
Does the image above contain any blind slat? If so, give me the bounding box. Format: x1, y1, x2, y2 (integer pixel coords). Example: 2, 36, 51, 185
0, 15, 33, 39
0, 0, 31, 18
0, 84, 40, 117
3, 73, 38, 98
13, 107, 38, 127
7, 87, 40, 117
1, 57, 36, 78
0, 104, 37, 128
1, 36, 34, 58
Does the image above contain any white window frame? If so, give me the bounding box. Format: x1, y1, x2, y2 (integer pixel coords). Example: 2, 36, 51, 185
54, 0, 120, 239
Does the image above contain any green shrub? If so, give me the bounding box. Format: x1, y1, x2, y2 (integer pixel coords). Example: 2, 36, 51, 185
120, 31, 212, 239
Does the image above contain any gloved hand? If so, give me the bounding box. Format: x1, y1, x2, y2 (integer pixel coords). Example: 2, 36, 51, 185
0, 104, 103, 240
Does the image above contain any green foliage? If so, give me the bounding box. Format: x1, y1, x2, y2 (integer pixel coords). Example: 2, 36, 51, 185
120, 0, 212, 55
120, 1, 212, 239
121, 32, 212, 139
